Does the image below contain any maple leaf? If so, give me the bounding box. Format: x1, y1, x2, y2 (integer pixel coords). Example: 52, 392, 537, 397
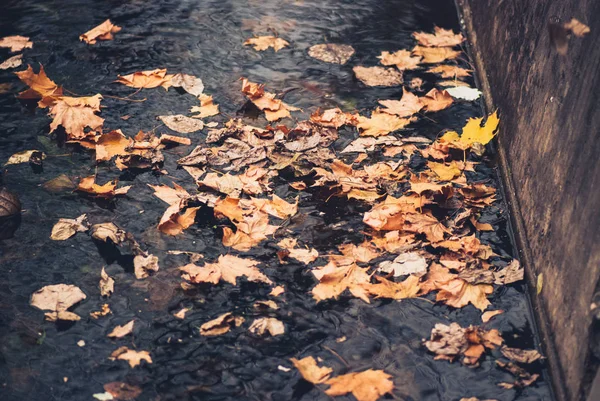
48, 94, 104, 139
248, 317, 285, 336
250, 194, 298, 219
278, 238, 319, 264
421, 88, 453, 112
99, 267, 114, 297
325, 369, 394, 401
357, 111, 415, 137
377, 252, 427, 276
311, 108, 358, 128
500, 346, 543, 364
353, 66, 403, 87
50, 213, 89, 240
0, 35, 33, 52
363, 201, 406, 231
427, 65, 471, 78
378, 49, 422, 70
80, 19, 121, 44
77, 176, 131, 198
481, 310, 503, 322
428, 161, 463, 181
109, 347, 152, 368
95, 130, 131, 161
241, 78, 299, 121
190, 94, 220, 118
459, 111, 500, 146
180, 254, 272, 286
244, 36, 289, 52
338, 241, 380, 263
370, 230, 417, 253
365, 275, 421, 300
291, 356, 333, 384
312, 261, 371, 302
30, 284, 87, 321
413, 27, 464, 47
107, 320, 134, 338
133, 253, 160, 279
116, 69, 173, 89
436, 279, 493, 311
223, 212, 277, 251
200, 312, 245, 336
158, 201, 199, 236
308, 44, 355, 64
379, 88, 424, 117
412, 46, 461, 64
15, 64, 63, 106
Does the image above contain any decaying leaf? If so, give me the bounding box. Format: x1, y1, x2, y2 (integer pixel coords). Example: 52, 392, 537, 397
325, 369, 394, 401
357, 111, 414, 137
241, 78, 299, 121
493, 260, 523, 285
190, 94, 219, 118
0, 35, 33, 52
116, 69, 173, 89
200, 312, 244, 336
15, 64, 63, 105
312, 260, 371, 302
421, 88, 453, 112
180, 254, 272, 286
50, 214, 89, 240
103, 382, 142, 401
500, 346, 543, 364
412, 46, 461, 64
0, 54, 23, 70
308, 43, 355, 64
277, 238, 319, 264
244, 36, 289, 52
100, 267, 115, 297
413, 27, 464, 47
133, 253, 160, 279
107, 320, 135, 338
353, 66, 403, 87
109, 347, 152, 368
248, 317, 285, 336
378, 252, 427, 276
290, 356, 332, 384
30, 284, 86, 321
159, 114, 204, 133
169, 73, 204, 97
91, 222, 127, 244
427, 65, 471, 78
379, 88, 424, 117
378, 49, 421, 70
80, 19, 121, 44
77, 176, 131, 198
48, 94, 104, 139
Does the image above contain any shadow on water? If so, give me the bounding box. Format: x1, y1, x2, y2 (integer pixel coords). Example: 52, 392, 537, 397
0, 0, 553, 400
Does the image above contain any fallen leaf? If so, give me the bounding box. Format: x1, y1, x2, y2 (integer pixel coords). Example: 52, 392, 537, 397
436, 279, 493, 311
48, 94, 104, 139
241, 78, 299, 121
90, 303, 112, 319
270, 286, 285, 296
563, 18, 590, 37
107, 320, 134, 338
459, 111, 499, 146
311, 108, 358, 128
379, 88, 424, 117
168, 73, 204, 97
30, 284, 86, 321
90, 222, 127, 244
536, 273, 543, 295
363, 200, 407, 231
248, 317, 285, 336
5, 150, 45, 166
338, 242, 380, 263
200, 312, 244, 336
116, 69, 173, 89
445, 86, 481, 101
357, 111, 414, 137
109, 347, 152, 368
190, 94, 219, 118
244, 36, 289, 52
250, 194, 298, 219
427, 65, 471, 78
481, 310, 503, 323
80, 19, 121, 44
325, 369, 394, 401
378, 49, 421, 70
412, 46, 461, 64
133, 253, 160, 279
103, 382, 142, 401
254, 300, 278, 310
493, 260, 523, 285
180, 254, 272, 286
95, 130, 131, 161
413, 27, 464, 47
308, 43, 355, 64
173, 308, 190, 319
77, 176, 131, 198
364, 275, 421, 300
277, 238, 319, 264
0, 54, 23, 70
500, 346, 543, 364
421, 88, 453, 112
353, 66, 403, 87
159, 114, 204, 133
312, 261, 371, 302
290, 356, 332, 384
93, 392, 114, 401
100, 267, 115, 297
378, 252, 427, 276
0, 35, 33, 52
15, 64, 63, 105
428, 161, 462, 181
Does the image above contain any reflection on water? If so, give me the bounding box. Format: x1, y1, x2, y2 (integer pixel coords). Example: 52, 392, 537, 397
0, 0, 552, 400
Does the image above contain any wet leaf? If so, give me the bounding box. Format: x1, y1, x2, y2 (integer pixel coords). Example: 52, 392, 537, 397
436, 279, 493, 311
190, 94, 219, 118
116, 69, 173, 89
0, 35, 33, 52
159, 114, 204, 133
248, 317, 285, 336
103, 382, 142, 400
563, 18, 590, 37
270, 286, 285, 296
357, 111, 414, 137
241, 78, 299, 121
244, 36, 289, 52
493, 260, 523, 285
77, 176, 131, 198
277, 238, 319, 264
308, 43, 355, 64
80, 19, 121, 44
180, 254, 272, 286
353, 66, 403, 87
173, 308, 190, 319
481, 310, 503, 323
427, 65, 471, 78
90, 303, 112, 319
200, 312, 245, 336
169, 73, 204, 97
412, 46, 460, 64
109, 347, 152, 368
312, 261, 371, 302
48, 94, 104, 139
99, 267, 114, 297
413, 27, 464, 47
428, 160, 462, 181
30, 284, 86, 321
107, 320, 134, 338
250, 194, 298, 219
378, 88, 424, 117
325, 369, 394, 401
15, 64, 63, 105
222, 212, 277, 251
378, 49, 421, 70
5, 150, 45, 165
500, 346, 543, 364
50, 214, 89, 240
0, 54, 23, 70
378, 252, 427, 276
133, 253, 160, 279
497, 360, 539, 388
90, 222, 127, 244
364, 275, 421, 300
95, 130, 131, 161
290, 356, 332, 384
421, 88, 453, 112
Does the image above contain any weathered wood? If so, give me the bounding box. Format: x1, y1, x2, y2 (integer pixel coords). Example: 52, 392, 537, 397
458, 1, 600, 400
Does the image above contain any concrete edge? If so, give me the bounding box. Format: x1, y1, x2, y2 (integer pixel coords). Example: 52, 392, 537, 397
455, 1, 569, 400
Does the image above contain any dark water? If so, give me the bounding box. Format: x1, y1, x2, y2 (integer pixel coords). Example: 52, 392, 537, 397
0, 0, 553, 400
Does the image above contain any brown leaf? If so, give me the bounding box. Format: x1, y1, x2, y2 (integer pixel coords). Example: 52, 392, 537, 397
148, 182, 190, 205
15, 64, 63, 105
364, 275, 420, 300
90, 303, 112, 319
378, 49, 421, 70
277, 238, 319, 264
500, 346, 543, 364
427, 65, 471, 79
109, 347, 152, 368
378, 88, 424, 117
190, 94, 219, 118
413, 27, 464, 47
168, 73, 204, 97
421, 88, 453, 112
116, 69, 173, 89
308, 44, 355, 64
563, 18, 590, 37
377, 252, 427, 276
158, 201, 199, 236
159, 114, 204, 133
0, 54, 23, 70
353, 66, 403, 87
244, 36, 289, 52
48, 95, 104, 139
100, 267, 115, 297
270, 285, 285, 296
248, 317, 285, 336
200, 312, 244, 336
133, 254, 160, 279
77, 176, 131, 198
312, 261, 371, 302
90, 222, 127, 244
494, 260, 523, 285
311, 108, 358, 128
107, 320, 135, 338
50, 214, 89, 240
180, 254, 272, 286
338, 241, 380, 263
95, 130, 131, 161
241, 78, 299, 121
0, 35, 33, 52
250, 194, 298, 219
412, 46, 460, 64
357, 111, 414, 137
103, 382, 142, 401
80, 19, 121, 44
424, 323, 502, 365
222, 212, 278, 251
290, 356, 332, 384
436, 279, 493, 311
363, 201, 406, 231
30, 284, 86, 321
325, 369, 394, 401
481, 310, 503, 323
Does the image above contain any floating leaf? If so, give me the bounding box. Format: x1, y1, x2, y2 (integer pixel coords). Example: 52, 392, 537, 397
325, 370, 394, 401
308, 43, 355, 64
30, 284, 86, 321
290, 356, 332, 384
0, 35, 33, 52
80, 20, 121, 44
244, 36, 289, 52
353, 66, 403, 87
248, 317, 285, 336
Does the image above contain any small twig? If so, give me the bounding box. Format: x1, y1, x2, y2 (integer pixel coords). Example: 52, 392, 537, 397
322, 345, 350, 367
102, 94, 147, 103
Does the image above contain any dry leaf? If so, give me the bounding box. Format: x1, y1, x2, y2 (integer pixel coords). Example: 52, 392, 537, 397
364, 275, 421, 300
90, 303, 112, 319
180, 254, 272, 286
445, 86, 481, 101
0, 54, 23, 70
378, 252, 427, 276
412, 46, 461, 64
15, 64, 63, 105
48, 94, 104, 139
500, 346, 543, 364
200, 312, 244, 336
378, 88, 424, 117
91, 222, 126, 244
159, 114, 204, 133
413, 27, 464, 47
30, 284, 86, 321
0, 35, 33, 52
77, 176, 131, 198
50, 214, 89, 240
325, 369, 394, 401
107, 320, 135, 338
378, 49, 421, 70
436, 279, 493, 311
481, 310, 503, 323
190, 94, 219, 118
312, 261, 371, 302
270, 286, 285, 296
353, 66, 403, 87
241, 78, 299, 121
116, 69, 173, 89
80, 20, 121, 44
133, 253, 160, 279
100, 267, 115, 297
173, 308, 190, 319
308, 43, 355, 64
103, 382, 142, 401
277, 238, 319, 264
421, 88, 453, 112
290, 356, 332, 384
250, 194, 298, 219
248, 317, 285, 336
254, 300, 278, 310
563, 18, 590, 37
168, 73, 204, 97
357, 111, 414, 137
311, 108, 358, 128
494, 260, 523, 285
244, 36, 289, 52
109, 347, 152, 368
427, 65, 471, 78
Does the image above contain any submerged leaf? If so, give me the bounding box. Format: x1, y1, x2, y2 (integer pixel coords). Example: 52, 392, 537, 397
308, 43, 355, 64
